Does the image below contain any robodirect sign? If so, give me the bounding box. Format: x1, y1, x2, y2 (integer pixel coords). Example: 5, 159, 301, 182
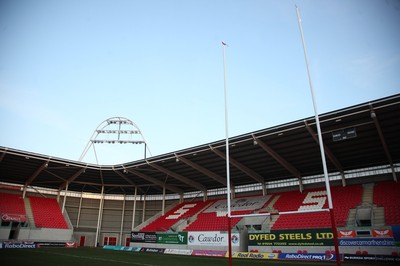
248, 229, 334, 246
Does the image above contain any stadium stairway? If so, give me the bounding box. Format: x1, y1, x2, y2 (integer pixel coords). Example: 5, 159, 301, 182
23, 197, 36, 227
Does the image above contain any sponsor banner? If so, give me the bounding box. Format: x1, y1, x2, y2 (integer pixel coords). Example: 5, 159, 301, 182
204, 196, 271, 213
140, 247, 165, 253
344, 254, 400, 262
372, 229, 393, 238
131, 232, 157, 243
248, 228, 334, 246
392, 225, 400, 241
230, 252, 278, 260
279, 253, 342, 261
164, 249, 193, 255
103, 245, 141, 252
187, 232, 240, 246
35, 242, 69, 247
1, 213, 26, 223
157, 232, 188, 245
65, 242, 78, 248
338, 230, 356, 238
339, 238, 395, 246
1, 243, 37, 249
192, 250, 227, 257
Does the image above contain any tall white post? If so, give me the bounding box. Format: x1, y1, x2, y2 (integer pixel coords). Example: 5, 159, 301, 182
295, 6, 340, 266
222, 41, 232, 217
222, 41, 233, 266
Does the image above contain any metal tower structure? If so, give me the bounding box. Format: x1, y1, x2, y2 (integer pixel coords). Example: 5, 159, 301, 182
79, 117, 151, 164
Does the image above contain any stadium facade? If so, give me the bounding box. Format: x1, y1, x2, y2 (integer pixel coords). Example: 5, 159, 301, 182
1, 94, 399, 259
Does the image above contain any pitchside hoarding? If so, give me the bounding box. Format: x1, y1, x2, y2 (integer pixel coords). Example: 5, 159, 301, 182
248, 228, 334, 246
131, 232, 157, 243
131, 232, 187, 245
187, 231, 240, 246
157, 232, 187, 245
230, 252, 278, 260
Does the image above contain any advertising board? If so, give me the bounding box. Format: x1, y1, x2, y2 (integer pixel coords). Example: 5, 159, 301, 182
187, 231, 240, 246
248, 228, 334, 246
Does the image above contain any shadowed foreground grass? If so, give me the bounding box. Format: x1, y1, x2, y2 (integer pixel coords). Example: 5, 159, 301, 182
1, 248, 398, 266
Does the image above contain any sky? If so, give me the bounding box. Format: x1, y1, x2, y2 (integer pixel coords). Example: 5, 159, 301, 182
1, 0, 399, 165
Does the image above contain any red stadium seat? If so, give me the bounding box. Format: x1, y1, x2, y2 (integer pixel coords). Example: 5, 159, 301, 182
29, 196, 68, 229
373, 181, 400, 226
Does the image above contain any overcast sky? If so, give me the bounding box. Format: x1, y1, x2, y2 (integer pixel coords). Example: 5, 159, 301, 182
1, 0, 399, 165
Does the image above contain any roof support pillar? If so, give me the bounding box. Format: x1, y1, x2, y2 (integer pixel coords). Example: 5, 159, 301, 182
179, 194, 184, 204
76, 192, 83, 228
162, 186, 166, 216
340, 172, 347, 187
142, 194, 146, 224
62, 182, 69, 213
261, 182, 267, 196
131, 186, 138, 231
119, 195, 126, 246
370, 106, 397, 182
299, 177, 304, 193
95, 186, 104, 248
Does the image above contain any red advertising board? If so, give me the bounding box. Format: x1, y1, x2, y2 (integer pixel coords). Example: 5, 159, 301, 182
1, 213, 26, 223
338, 230, 356, 238
372, 229, 393, 238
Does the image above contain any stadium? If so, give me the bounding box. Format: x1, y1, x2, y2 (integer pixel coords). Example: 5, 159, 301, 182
1, 94, 400, 265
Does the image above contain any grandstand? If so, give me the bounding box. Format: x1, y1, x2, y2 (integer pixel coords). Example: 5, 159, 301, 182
1, 94, 399, 260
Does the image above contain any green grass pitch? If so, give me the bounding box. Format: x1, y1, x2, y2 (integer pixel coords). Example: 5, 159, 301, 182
0, 248, 397, 266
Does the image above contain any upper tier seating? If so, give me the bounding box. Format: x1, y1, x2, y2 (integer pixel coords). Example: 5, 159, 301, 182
272, 185, 363, 229
140, 200, 211, 232
29, 196, 69, 229
183, 210, 252, 232
0, 192, 26, 216
183, 196, 271, 231
373, 181, 400, 225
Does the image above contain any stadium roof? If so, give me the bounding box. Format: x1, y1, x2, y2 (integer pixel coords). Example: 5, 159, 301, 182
1, 94, 399, 196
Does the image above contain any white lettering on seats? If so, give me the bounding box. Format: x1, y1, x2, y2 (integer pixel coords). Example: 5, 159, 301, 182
298, 191, 327, 211
166, 204, 197, 219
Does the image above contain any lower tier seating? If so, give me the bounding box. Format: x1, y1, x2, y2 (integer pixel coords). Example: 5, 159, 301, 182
29, 196, 68, 229
0, 192, 26, 216
373, 181, 400, 225
272, 184, 363, 229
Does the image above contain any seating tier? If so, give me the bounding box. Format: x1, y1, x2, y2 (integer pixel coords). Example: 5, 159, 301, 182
0, 193, 26, 215
140, 200, 211, 232
373, 181, 400, 225
272, 185, 363, 229
29, 196, 68, 229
